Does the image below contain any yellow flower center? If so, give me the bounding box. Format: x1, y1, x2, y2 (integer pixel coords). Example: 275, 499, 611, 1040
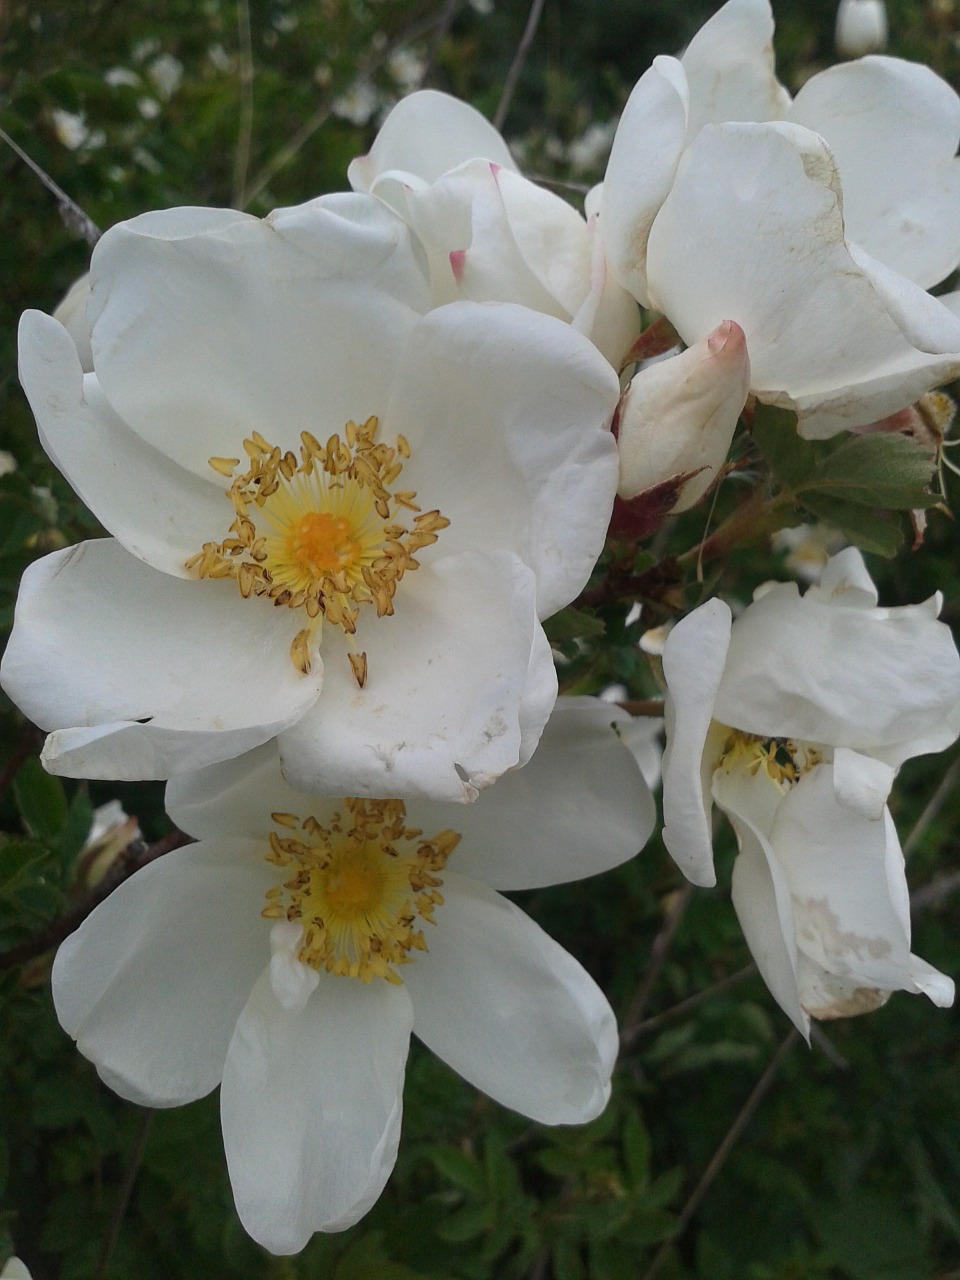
716, 726, 823, 789
261, 798, 460, 984
185, 417, 450, 680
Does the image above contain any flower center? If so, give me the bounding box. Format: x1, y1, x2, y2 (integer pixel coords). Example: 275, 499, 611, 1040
185, 417, 449, 680
261, 798, 460, 984
716, 726, 823, 789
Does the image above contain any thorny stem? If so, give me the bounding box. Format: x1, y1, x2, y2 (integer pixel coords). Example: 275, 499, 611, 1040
676, 485, 795, 573
0, 829, 191, 970
0, 125, 101, 246
622, 963, 757, 1041
640, 1029, 800, 1280
619, 882, 694, 1046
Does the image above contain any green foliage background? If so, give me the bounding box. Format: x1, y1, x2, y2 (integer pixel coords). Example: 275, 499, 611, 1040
1, 2, 959, 1277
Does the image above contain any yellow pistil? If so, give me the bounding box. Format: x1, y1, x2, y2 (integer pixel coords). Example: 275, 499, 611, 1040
185, 418, 449, 677
261, 798, 460, 984
717, 727, 822, 789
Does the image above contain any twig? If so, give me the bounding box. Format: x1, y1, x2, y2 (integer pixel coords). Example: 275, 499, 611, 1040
242, 5, 452, 209
232, 0, 255, 207
623, 963, 757, 1042
492, 0, 547, 131
618, 698, 665, 718
94, 1110, 154, 1280
0, 829, 190, 970
620, 883, 694, 1046
0, 125, 100, 245
903, 750, 960, 858
640, 1029, 800, 1280
912, 869, 960, 913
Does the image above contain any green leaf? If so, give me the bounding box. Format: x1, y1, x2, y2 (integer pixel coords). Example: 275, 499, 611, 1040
799, 433, 938, 509
0, 838, 49, 897
437, 1203, 492, 1243
751, 404, 817, 488
622, 1108, 651, 1190
13, 757, 68, 846
799, 493, 904, 558
429, 1144, 485, 1196
544, 607, 606, 644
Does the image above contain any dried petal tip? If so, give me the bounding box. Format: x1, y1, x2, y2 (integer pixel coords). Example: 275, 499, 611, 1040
835, 0, 888, 56
616, 320, 750, 515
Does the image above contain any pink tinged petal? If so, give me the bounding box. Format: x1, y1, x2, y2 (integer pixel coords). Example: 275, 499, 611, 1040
18, 311, 225, 576
616, 320, 750, 511
88, 206, 420, 479
386, 301, 620, 619
661, 598, 733, 887
51, 838, 272, 1106
601, 56, 690, 306
347, 89, 517, 193
719, 771, 810, 1037
404, 872, 617, 1124
267, 191, 434, 314
0, 540, 323, 781
791, 57, 960, 288
220, 970, 413, 1254
680, 0, 792, 136
713, 579, 960, 759
277, 553, 557, 802
645, 122, 960, 406
404, 696, 657, 891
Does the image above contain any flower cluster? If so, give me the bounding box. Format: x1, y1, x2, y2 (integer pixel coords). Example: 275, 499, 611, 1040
2, 0, 960, 1258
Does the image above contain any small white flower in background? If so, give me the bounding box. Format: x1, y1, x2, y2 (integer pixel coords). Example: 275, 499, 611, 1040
616, 319, 750, 513
348, 89, 640, 368
333, 80, 380, 126
52, 698, 655, 1254
835, 0, 888, 56
50, 109, 91, 151
599, 0, 960, 439
2, 196, 621, 799
772, 524, 847, 583
0, 1259, 32, 1280
78, 800, 142, 887
660, 548, 959, 1035
147, 52, 183, 99
0, 450, 16, 478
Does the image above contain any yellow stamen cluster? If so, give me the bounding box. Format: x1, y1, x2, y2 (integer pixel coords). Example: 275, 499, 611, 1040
261, 798, 460, 984
718, 728, 823, 788
186, 417, 450, 678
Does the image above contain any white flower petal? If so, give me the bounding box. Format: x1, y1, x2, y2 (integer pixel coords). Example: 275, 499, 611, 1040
791, 57, 960, 288
387, 301, 619, 619
661, 598, 733, 887
267, 191, 434, 313
713, 578, 960, 758
88, 206, 421, 478
18, 310, 225, 576
51, 838, 271, 1106
770, 767, 913, 988
832, 747, 895, 819
1, 540, 323, 780
52, 271, 93, 371
646, 121, 960, 406
404, 697, 655, 890
221, 970, 413, 1253
717, 770, 809, 1036
813, 545, 878, 607
681, 0, 791, 135
404, 872, 617, 1124
347, 89, 517, 193
601, 56, 690, 306
277, 552, 556, 801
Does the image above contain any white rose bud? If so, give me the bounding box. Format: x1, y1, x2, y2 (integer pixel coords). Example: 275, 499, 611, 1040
616, 319, 749, 513
835, 0, 888, 56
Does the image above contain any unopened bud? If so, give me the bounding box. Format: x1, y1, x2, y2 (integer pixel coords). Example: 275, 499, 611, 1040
616, 320, 750, 514
835, 0, 888, 56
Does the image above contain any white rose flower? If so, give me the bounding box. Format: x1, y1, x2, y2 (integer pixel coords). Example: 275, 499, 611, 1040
835, 0, 889, 57
1, 195, 621, 799
51, 698, 655, 1255
660, 548, 959, 1034
348, 89, 639, 368
600, 0, 960, 438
